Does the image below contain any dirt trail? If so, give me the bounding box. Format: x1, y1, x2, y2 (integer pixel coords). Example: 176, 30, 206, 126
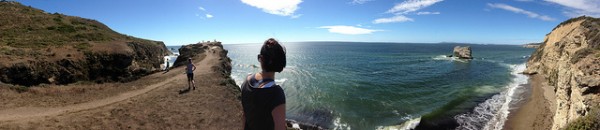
0, 73, 180, 122
0, 47, 242, 129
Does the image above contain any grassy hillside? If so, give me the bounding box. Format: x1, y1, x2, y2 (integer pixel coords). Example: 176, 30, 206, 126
0, 1, 170, 86
0, 1, 159, 48
0, 1, 168, 58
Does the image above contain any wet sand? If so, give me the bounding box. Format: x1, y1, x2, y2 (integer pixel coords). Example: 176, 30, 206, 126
504, 75, 555, 130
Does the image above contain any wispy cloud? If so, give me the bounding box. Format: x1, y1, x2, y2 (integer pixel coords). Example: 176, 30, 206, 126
373, 15, 414, 24
374, 0, 443, 24
291, 14, 302, 19
350, 0, 374, 4
544, 0, 600, 17
488, 3, 555, 21
319, 25, 382, 35
387, 0, 443, 14
417, 11, 440, 15
241, 0, 302, 17
197, 6, 213, 19
515, 0, 534, 2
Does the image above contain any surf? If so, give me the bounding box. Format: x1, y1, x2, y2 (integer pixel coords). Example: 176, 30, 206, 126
454, 63, 528, 130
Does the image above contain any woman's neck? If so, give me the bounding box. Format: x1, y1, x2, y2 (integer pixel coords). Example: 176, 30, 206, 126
260, 71, 275, 79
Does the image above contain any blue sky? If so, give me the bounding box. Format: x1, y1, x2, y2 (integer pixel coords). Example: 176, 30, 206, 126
15, 0, 600, 45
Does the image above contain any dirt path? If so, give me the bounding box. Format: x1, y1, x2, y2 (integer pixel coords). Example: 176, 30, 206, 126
0, 47, 243, 129
0, 72, 180, 122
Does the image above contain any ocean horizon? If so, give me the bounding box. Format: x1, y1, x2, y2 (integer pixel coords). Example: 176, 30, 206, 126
210, 42, 534, 129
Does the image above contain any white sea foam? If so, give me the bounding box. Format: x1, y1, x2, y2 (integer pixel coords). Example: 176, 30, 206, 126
333, 117, 351, 130
292, 123, 301, 129
231, 73, 288, 89
376, 116, 421, 130
432, 55, 468, 63
454, 63, 528, 130
276, 78, 288, 85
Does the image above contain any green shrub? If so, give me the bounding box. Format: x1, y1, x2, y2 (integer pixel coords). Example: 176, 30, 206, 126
53, 16, 61, 22
56, 24, 76, 33
9, 85, 29, 93
46, 26, 56, 30
571, 48, 593, 63
565, 107, 600, 130
74, 42, 90, 50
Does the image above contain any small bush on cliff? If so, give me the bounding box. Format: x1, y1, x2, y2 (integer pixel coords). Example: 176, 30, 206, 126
571, 48, 594, 63
564, 107, 600, 130
8, 85, 29, 93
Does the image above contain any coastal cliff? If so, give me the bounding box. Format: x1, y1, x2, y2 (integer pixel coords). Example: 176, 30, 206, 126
174, 42, 239, 92
0, 1, 170, 86
525, 16, 600, 129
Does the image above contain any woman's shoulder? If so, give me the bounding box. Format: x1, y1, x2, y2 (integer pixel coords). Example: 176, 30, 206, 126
245, 73, 254, 82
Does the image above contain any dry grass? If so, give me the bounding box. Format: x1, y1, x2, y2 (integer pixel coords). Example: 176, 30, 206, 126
0, 1, 163, 63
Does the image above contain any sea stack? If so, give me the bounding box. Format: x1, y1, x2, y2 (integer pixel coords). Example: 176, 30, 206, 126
525, 16, 600, 130
453, 46, 472, 59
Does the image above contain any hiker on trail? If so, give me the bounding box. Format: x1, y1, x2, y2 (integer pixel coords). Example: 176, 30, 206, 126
241, 38, 286, 130
186, 58, 196, 90
165, 57, 170, 72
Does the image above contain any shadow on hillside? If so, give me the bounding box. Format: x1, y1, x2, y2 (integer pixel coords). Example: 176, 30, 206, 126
178, 88, 191, 94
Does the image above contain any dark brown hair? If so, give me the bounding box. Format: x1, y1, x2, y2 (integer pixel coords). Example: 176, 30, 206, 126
260, 38, 286, 72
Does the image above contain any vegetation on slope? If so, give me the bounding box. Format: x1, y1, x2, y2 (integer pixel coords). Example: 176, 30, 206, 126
564, 107, 600, 130
0, 1, 169, 86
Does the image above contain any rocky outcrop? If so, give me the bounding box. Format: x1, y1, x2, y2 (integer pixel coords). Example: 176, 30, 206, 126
0, 1, 170, 86
173, 42, 223, 68
453, 46, 472, 59
174, 42, 239, 93
0, 41, 170, 86
525, 16, 600, 130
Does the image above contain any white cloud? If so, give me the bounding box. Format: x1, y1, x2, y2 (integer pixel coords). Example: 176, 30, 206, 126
198, 6, 206, 11
374, 0, 442, 24
373, 15, 414, 24
515, 0, 534, 2
319, 25, 382, 35
387, 0, 443, 14
488, 3, 556, 21
350, 0, 374, 4
241, 0, 302, 17
544, 0, 600, 17
417, 11, 440, 15
206, 14, 213, 18
291, 14, 303, 19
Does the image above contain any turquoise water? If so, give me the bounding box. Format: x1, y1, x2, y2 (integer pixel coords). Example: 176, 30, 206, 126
224, 42, 534, 130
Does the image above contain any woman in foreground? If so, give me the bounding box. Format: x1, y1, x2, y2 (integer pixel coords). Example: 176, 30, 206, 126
241, 38, 287, 130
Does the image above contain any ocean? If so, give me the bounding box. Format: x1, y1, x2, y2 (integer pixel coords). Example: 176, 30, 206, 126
200, 42, 534, 130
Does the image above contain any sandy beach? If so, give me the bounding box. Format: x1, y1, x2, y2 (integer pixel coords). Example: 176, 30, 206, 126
504, 75, 555, 130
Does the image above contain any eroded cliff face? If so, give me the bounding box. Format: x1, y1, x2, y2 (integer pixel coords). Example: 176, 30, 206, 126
0, 41, 170, 86
525, 16, 600, 130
